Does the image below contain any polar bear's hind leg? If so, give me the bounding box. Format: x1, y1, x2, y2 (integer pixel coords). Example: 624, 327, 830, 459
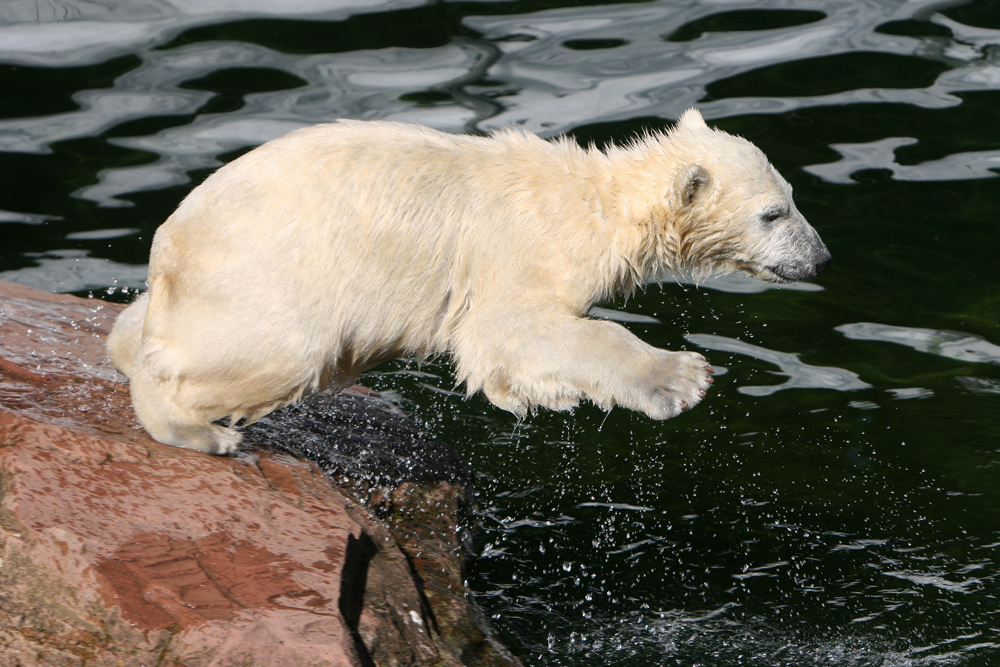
107, 293, 149, 378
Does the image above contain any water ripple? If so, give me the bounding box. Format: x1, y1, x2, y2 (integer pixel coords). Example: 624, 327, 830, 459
2, 0, 999, 212
837, 322, 1000, 365
805, 137, 1000, 182
687, 333, 871, 395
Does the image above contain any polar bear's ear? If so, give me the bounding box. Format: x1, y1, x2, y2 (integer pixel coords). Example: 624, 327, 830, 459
675, 163, 712, 208
677, 108, 708, 132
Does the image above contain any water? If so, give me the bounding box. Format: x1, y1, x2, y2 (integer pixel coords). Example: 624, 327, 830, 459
2, 1, 999, 664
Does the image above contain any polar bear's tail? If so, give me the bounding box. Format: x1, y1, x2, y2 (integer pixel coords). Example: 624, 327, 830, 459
107, 292, 149, 378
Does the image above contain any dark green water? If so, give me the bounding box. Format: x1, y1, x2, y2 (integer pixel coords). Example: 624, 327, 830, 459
2, 1, 999, 664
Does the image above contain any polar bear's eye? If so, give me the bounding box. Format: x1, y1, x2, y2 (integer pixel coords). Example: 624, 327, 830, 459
760, 206, 787, 224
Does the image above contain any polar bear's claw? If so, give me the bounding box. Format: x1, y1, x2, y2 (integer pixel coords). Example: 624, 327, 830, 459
630, 350, 714, 420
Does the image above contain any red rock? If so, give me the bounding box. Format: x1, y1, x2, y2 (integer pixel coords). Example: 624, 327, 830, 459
0, 280, 520, 667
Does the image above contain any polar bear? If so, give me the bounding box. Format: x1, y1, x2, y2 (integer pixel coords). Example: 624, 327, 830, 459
108, 109, 830, 454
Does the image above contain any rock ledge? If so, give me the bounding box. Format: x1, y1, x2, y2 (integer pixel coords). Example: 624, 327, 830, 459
0, 280, 520, 667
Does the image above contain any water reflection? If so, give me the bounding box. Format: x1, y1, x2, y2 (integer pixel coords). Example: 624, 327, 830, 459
687, 333, 871, 395
1, 0, 999, 211
0, 249, 148, 293
470, 0, 1000, 133
837, 321, 1000, 365
957, 376, 1000, 395
0, 209, 59, 224
0, 0, 416, 65
660, 271, 824, 293
805, 137, 1000, 183
586, 306, 660, 324
882, 569, 982, 594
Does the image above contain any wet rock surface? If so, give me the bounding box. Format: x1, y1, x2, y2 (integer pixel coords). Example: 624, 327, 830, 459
240, 391, 473, 490
0, 280, 521, 667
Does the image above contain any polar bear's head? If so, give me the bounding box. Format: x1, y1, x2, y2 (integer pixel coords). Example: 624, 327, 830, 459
610, 109, 831, 284
667, 109, 831, 283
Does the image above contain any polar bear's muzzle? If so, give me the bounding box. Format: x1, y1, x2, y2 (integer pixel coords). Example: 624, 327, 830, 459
754, 214, 832, 284
765, 229, 832, 283
766, 255, 830, 283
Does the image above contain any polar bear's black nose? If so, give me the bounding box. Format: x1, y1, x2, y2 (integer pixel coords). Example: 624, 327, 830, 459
815, 255, 831, 274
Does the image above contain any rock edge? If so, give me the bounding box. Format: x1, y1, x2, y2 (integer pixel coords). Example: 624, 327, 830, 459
0, 280, 520, 667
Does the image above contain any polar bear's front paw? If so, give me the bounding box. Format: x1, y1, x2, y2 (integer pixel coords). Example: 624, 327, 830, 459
630, 350, 714, 420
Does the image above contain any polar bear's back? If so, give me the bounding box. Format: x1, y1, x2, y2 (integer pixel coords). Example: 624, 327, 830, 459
142, 120, 597, 375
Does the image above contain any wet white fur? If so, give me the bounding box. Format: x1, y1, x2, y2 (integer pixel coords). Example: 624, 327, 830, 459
108, 109, 828, 454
